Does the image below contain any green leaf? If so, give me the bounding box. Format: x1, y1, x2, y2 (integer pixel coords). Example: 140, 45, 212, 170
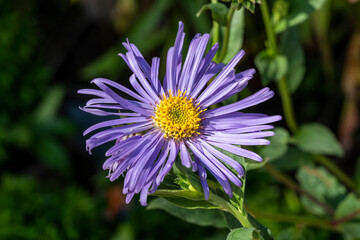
335, 193, 360, 220
222, 211, 243, 230
271, 0, 290, 27
226, 227, 264, 240
35, 138, 71, 175
221, 94, 238, 106
276, 227, 315, 240
147, 198, 227, 228
82, 29, 167, 80
247, 214, 274, 240
246, 159, 269, 171
223, 8, 245, 64
173, 159, 207, 194
273, 0, 328, 33
242, 2, 256, 13
216, 147, 246, 211
294, 123, 344, 157
270, 147, 314, 172
197, 3, 229, 25
216, 146, 246, 167
180, 0, 211, 33
296, 166, 346, 215
110, 222, 134, 240
34, 85, 64, 123
340, 222, 360, 240
283, 189, 302, 213
239, 0, 261, 14
151, 189, 204, 201
280, 27, 305, 93
222, 212, 274, 240
259, 127, 290, 161
254, 50, 288, 85
160, 196, 219, 210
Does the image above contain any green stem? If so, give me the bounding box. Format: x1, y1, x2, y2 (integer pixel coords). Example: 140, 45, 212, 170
247, 204, 360, 231
265, 164, 335, 216
246, 205, 337, 231
212, 21, 220, 47
259, 0, 355, 191
331, 209, 360, 226
152, 188, 253, 227
211, 0, 220, 47
278, 77, 298, 133
217, 7, 235, 63
208, 191, 253, 228
260, 0, 298, 133
315, 155, 358, 192
260, 0, 276, 52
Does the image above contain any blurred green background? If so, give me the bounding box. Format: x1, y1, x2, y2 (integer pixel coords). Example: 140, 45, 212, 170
0, 0, 359, 239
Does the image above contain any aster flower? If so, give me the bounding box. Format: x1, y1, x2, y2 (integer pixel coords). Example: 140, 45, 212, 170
78, 21, 281, 206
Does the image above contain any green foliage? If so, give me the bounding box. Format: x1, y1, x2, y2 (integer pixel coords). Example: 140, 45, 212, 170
254, 50, 288, 85
0, 2, 50, 112
340, 223, 360, 240
270, 147, 314, 172
272, 0, 328, 33
222, 211, 243, 230
152, 189, 205, 201
35, 138, 70, 175
334, 193, 360, 239
110, 223, 135, 240
152, 152, 276, 238
222, 8, 245, 63
241, 0, 262, 14
180, 0, 212, 33
297, 166, 346, 215
34, 86, 65, 123
259, 127, 290, 161
294, 123, 344, 157
82, 0, 172, 79
2, 0, 360, 239
247, 214, 274, 240
246, 159, 269, 171
0, 1, 73, 174
159, 196, 219, 209
276, 227, 315, 240
222, 0, 262, 13
197, 3, 229, 25
0, 175, 111, 240
279, 27, 305, 93
226, 227, 263, 240
335, 193, 360, 220
148, 198, 227, 228
216, 147, 247, 212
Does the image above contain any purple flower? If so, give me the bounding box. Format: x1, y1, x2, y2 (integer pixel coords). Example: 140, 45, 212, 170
78, 22, 281, 206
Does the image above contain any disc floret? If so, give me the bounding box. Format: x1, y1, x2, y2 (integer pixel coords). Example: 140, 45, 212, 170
152, 90, 204, 140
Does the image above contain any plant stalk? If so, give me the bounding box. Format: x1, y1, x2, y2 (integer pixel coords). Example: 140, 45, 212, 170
315, 155, 358, 192
211, 0, 220, 47
265, 163, 335, 216
259, 0, 355, 191
246, 205, 337, 231
217, 7, 236, 63
260, 0, 298, 133
247, 204, 360, 230
208, 191, 253, 228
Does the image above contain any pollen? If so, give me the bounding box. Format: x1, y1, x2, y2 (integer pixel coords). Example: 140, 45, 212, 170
152, 90, 205, 140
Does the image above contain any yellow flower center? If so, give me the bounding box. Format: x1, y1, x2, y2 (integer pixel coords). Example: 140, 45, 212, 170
152, 90, 204, 140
